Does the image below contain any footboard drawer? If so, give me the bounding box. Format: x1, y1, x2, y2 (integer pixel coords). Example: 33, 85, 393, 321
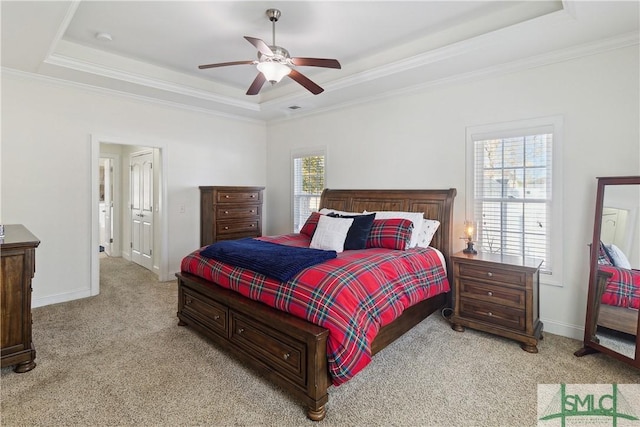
230, 311, 307, 386
180, 287, 228, 337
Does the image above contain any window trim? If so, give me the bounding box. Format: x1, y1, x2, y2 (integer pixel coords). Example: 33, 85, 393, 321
291, 147, 327, 233
465, 116, 564, 287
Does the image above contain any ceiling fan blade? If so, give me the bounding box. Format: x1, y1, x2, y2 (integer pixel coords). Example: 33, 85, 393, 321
246, 73, 267, 95
291, 58, 341, 69
244, 36, 274, 56
288, 69, 324, 95
198, 60, 254, 70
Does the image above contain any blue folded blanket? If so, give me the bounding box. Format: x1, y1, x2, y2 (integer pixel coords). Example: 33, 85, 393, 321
200, 238, 337, 282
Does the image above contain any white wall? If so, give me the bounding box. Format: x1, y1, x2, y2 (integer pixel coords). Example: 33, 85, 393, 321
1, 74, 267, 306
265, 46, 640, 339
2, 45, 638, 341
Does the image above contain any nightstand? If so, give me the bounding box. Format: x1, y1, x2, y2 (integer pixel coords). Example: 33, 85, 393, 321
450, 251, 543, 353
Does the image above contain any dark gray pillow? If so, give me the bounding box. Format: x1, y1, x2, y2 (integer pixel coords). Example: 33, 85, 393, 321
328, 213, 376, 250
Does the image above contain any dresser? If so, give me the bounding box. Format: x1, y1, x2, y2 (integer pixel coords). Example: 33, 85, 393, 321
450, 251, 543, 353
1, 224, 40, 372
200, 186, 265, 247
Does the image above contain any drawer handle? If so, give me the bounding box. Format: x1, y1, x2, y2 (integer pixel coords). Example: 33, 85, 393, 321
213, 315, 220, 320
185, 298, 192, 305
487, 272, 493, 277
488, 312, 493, 317
250, 210, 255, 213
487, 291, 493, 297
283, 353, 290, 360
237, 328, 244, 334
250, 224, 255, 227
224, 210, 229, 214
224, 226, 229, 230
251, 195, 256, 198
225, 195, 230, 198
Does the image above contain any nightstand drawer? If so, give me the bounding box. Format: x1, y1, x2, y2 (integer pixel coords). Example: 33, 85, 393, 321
459, 299, 525, 331
459, 280, 525, 309
458, 263, 527, 287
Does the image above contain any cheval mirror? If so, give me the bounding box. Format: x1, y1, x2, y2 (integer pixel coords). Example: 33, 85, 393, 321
575, 176, 640, 368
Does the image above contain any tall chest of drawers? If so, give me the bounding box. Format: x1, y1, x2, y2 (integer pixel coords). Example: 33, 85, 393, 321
450, 251, 543, 353
1, 224, 40, 372
200, 186, 265, 247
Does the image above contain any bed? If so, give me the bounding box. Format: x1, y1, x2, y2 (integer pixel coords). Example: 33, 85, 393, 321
595, 265, 639, 337
176, 188, 456, 420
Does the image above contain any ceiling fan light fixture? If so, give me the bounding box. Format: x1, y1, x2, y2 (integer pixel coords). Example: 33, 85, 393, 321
257, 61, 291, 83
198, 8, 340, 95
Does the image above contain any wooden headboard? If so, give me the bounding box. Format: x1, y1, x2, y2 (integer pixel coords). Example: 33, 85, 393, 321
319, 188, 457, 281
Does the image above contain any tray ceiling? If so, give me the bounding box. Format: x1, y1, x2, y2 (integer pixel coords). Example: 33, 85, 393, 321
1, 1, 638, 122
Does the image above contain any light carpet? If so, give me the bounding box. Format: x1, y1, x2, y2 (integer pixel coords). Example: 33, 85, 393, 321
2, 256, 638, 426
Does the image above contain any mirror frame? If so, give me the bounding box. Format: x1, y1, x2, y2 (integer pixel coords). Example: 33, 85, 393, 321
575, 176, 640, 367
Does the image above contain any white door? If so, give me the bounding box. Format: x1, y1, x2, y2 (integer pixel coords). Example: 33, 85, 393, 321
130, 152, 153, 271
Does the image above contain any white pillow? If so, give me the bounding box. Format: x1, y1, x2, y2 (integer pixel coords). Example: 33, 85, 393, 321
416, 219, 441, 248
309, 215, 354, 253
606, 244, 632, 269
366, 211, 424, 248
319, 208, 362, 216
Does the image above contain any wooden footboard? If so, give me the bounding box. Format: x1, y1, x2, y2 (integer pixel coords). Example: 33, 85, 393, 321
177, 271, 331, 420
598, 304, 638, 336
177, 271, 446, 420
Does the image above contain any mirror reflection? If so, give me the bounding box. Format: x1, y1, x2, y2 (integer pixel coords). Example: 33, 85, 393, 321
592, 183, 639, 360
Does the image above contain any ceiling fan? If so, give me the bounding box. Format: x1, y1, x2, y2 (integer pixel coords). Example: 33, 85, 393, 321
198, 8, 341, 96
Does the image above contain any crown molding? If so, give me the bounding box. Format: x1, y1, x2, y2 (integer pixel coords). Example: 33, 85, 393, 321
1, 67, 265, 125
269, 31, 639, 124
4, 29, 636, 125
44, 53, 260, 112
44, 1, 81, 60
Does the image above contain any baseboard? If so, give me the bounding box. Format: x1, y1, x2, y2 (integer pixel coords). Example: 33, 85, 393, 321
29, 286, 589, 340
540, 318, 584, 340
32, 288, 92, 308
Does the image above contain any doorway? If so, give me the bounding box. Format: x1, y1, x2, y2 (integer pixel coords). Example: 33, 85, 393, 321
91, 136, 169, 297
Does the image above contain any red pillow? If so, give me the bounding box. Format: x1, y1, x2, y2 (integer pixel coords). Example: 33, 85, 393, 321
597, 241, 614, 266
365, 218, 414, 250
300, 212, 322, 237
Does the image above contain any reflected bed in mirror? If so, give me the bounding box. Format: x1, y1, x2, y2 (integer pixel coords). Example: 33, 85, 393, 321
575, 176, 640, 368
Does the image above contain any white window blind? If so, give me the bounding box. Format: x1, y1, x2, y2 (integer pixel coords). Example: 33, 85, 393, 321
472, 131, 553, 272
292, 153, 325, 233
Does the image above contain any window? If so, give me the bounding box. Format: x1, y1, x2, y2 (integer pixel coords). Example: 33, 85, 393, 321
292, 151, 325, 233
466, 117, 563, 285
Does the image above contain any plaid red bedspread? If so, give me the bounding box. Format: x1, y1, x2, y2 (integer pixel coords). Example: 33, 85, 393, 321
600, 265, 640, 309
181, 233, 449, 385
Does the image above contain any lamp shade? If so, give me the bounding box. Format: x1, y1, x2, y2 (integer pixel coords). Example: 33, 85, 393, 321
257, 61, 291, 83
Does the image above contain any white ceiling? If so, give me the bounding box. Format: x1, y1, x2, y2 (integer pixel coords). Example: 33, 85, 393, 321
1, 1, 638, 122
